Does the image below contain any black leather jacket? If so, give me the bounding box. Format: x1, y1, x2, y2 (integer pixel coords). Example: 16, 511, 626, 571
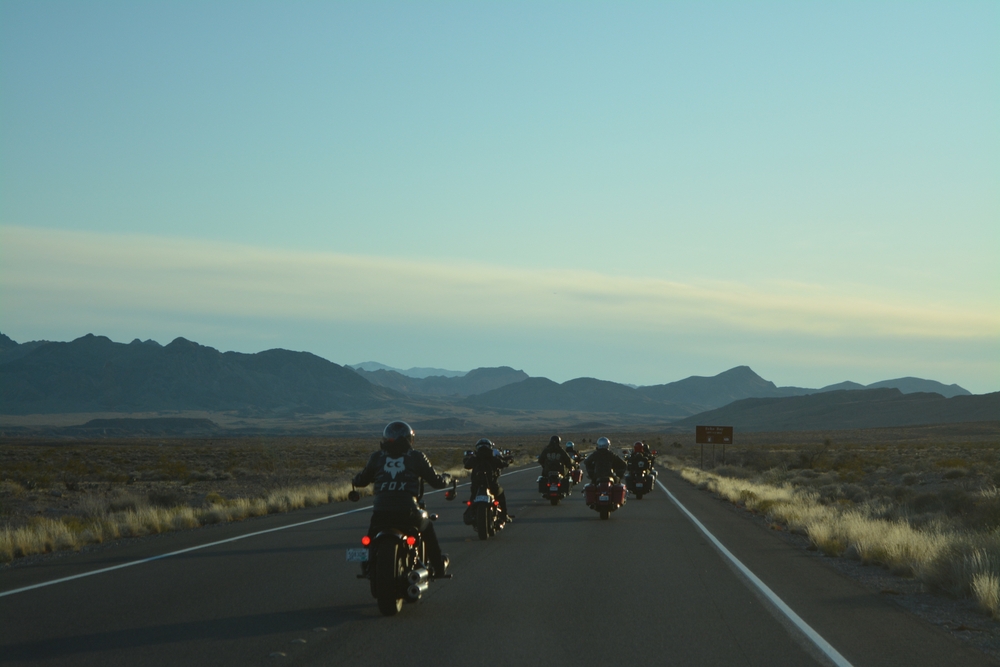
627, 452, 654, 474
537, 442, 573, 474
353, 448, 448, 512
464, 449, 509, 495
584, 449, 627, 481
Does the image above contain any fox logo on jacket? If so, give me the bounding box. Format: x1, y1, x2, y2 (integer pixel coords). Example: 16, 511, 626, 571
384, 457, 405, 479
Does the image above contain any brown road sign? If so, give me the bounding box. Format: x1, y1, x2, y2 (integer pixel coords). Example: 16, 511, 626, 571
696, 425, 733, 444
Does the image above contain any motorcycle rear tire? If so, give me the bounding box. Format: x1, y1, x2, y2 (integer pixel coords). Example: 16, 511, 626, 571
599, 508, 610, 520
375, 542, 404, 616
635, 493, 644, 500
476, 505, 489, 540
550, 497, 559, 506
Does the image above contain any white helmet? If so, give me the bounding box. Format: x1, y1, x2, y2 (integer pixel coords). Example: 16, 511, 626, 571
596, 437, 611, 449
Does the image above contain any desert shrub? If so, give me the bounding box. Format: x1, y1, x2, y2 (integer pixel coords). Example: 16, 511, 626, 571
890, 485, 914, 502
939, 488, 977, 516
77, 495, 109, 518
942, 468, 967, 480
962, 490, 1000, 531
107, 491, 146, 513
902, 473, 921, 486
833, 452, 865, 480
204, 491, 227, 506
0, 480, 25, 497
910, 492, 944, 514
713, 465, 753, 479
147, 490, 187, 508
738, 448, 785, 472
155, 457, 189, 481
795, 440, 831, 469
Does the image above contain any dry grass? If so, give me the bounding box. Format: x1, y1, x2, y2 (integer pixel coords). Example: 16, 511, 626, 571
0, 435, 511, 565
0, 480, 377, 563
675, 460, 1000, 621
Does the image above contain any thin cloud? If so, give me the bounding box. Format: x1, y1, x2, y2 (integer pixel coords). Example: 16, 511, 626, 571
2, 225, 996, 341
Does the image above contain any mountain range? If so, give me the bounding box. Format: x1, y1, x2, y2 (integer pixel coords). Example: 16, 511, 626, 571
0, 333, 401, 414
0, 332, 994, 433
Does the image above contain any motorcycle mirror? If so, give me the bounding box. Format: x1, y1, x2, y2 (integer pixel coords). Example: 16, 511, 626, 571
347, 490, 360, 502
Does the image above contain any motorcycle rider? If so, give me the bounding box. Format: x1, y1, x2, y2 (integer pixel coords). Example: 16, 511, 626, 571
584, 436, 627, 483
627, 441, 654, 473
463, 438, 514, 522
565, 441, 584, 464
538, 435, 574, 477
352, 421, 451, 578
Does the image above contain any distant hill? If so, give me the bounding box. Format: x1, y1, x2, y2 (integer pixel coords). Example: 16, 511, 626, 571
356, 366, 528, 397
0, 334, 401, 415
636, 366, 973, 407
862, 377, 970, 398
636, 366, 806, 409
350, 361, 466, 378
465, 376, 699, 418
669, 388, 1000, 432
0, 332, 985, 431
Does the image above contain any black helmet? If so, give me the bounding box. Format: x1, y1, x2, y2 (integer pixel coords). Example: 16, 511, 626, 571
549, 435, 561, 447
381, 421, 414, 453
475, 438, 494, 454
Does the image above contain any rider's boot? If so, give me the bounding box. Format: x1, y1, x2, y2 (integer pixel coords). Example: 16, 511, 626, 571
432, 554, 450, 579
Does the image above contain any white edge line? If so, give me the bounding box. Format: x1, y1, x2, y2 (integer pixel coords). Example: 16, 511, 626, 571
0, 466, 535, 598
656, 478, 854, 667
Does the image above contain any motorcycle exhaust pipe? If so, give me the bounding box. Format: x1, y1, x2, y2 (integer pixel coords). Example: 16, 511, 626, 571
407, 567, 430, 585
407, 579, 429, 600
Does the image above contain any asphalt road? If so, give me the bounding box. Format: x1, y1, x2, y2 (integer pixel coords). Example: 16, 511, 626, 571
1, 467, 995, 667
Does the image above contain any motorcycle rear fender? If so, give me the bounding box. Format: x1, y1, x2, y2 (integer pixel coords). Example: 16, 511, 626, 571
373, 528, 409, 544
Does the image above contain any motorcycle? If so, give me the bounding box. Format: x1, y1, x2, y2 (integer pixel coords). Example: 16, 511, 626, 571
584, 476, 627, 519
346, 479, 451, 616
463, 483, 508, 540
538, 469, 569, 505
624, 455, 656, 500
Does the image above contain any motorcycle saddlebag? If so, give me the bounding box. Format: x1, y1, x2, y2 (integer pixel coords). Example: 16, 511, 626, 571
571, 468, 583, 484
611, 484, 626, 505
538, 477, 550, 494
584, 484, 597, 505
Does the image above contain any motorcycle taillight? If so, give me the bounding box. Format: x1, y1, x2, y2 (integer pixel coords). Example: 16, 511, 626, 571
406, 536, 417, 546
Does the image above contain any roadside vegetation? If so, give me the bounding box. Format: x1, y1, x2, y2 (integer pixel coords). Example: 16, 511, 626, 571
0, 436, 532, 564
663, 432, 1000, 620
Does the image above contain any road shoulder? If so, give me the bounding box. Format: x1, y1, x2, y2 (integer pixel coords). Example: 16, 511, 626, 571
660, 469, 1000, 667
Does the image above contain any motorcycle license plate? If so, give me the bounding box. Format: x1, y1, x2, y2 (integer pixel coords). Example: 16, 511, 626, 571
474, 495, 491, 503
345, 548, 369, 562
599, 495, 609, 502
636, 483, 644, 488
549, 485, 559, 491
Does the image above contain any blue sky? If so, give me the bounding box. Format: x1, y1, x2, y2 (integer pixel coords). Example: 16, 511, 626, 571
1, 2, 997, 392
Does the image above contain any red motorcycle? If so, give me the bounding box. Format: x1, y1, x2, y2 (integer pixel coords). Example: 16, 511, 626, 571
584, 477, 626, 519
